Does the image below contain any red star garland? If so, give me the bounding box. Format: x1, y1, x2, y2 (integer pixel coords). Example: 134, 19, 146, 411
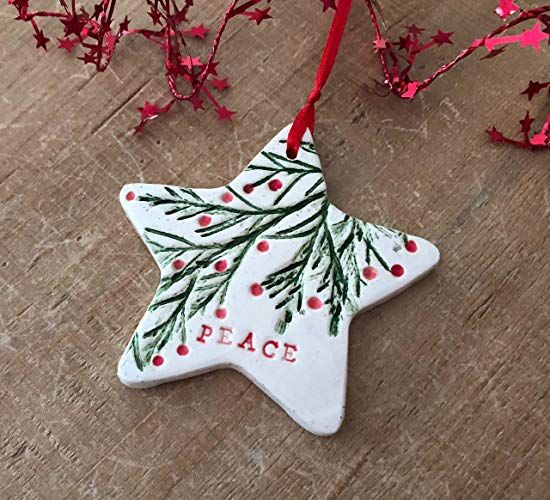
320, 0, 337, 12
57, 37, 77, 53
496, 0, 520, 20
487, 80, 550, 150
211, 78, 230, 91
147, 7, 162, 25
7, 0, 550, 151
33, 28, 49, 50
365, 0, 550, 150
9, 0, 271, 131
243, 7, 272, 24
216, 105, 236, 120
181, 23, 210, 39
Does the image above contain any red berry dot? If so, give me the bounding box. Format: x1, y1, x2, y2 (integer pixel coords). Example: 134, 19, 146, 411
173, 259, 185, 270
363, 266, 378, 280
152, 355, 164, 366
215, 307, 227, 319
250, 283, 264, 296
221, 192, 234, 203
257, 241, 270, 252
405, 240, 418, 253
199, 215, 212, 227
391, 264, 405, 277
214, 260, 228, 272
243, 183, 254, 194
268, 179, 283, 191
176, 344, 189, 356
307, 297, 323, 310
125, 191, 136, 201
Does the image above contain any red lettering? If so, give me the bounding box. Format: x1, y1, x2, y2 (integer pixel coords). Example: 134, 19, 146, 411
197, 326, 299, 364
197, 324, 213, 344
218, 326, 233, 345
237, 331, 256, 352
282, 343, 298, 363
262, 340, 279, 359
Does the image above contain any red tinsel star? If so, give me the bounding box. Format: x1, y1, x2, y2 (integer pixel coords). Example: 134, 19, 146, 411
135, 99, 175, 132
531, 132, 549, 147
181, 56, 202, 69
78, 52, 96, 65
496, 0, 519, 20
373, 38, 387, 50
57, 37, 77, 53
11, 0, 28, 17
407, 24, 424, 38
521, 81, 549, 100
320, 0, 336, 11
148, 7, 162, 25
189, 24, 209, 39
119, 16, 130, 33
190, 94, 204, 111
432, 30, 454, 46
206, 61, 219, 76
216, 105, 235, 121
519, 111, 535, 135
244, 8, 272, 25
92, 2, 103, 19
486, 126, 506, 143
520, 22, 549, 50
211, 78, 230, 91
139, 101, 160, 120
402, 81, 419, 99
61, 14, 86, 37
34, 29, 49, 51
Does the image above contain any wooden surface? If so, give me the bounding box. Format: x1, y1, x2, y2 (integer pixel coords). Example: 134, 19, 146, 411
1, 1, 549, 498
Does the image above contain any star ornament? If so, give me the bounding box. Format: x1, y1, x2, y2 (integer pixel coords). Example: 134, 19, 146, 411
118, 125, 440, 435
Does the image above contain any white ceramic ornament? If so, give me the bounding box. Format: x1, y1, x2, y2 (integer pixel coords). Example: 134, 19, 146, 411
118, 124, 439, 435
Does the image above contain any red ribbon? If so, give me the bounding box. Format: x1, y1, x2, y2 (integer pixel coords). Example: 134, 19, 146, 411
286, 0, 353, 159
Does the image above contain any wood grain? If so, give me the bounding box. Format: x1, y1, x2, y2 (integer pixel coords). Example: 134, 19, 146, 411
1, 1, 549, 498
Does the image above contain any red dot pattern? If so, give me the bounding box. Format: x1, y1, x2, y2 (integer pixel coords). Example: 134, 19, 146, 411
268, 179, 283, 191
221, 192, 234, 203
199, 215, 212, 227
177, 345, 189, 356
257, 241, 269, 252
243, 183, 254, 194
125, 191, 135, 201
152, 355, 164, 366
214, 260, 228, 272
363, 266, 378, 280
391, 264, 405, 277
307, 297, 323, 310
215, 308, 227, 319
250, 283, 263, 296
173, 259, 185, 270
405, 240, 418, 253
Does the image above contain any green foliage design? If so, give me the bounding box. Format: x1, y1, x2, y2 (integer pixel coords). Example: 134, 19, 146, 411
129, 143, 408, 369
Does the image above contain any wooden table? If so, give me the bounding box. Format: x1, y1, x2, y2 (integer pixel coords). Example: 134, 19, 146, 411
1, 1, 549, 498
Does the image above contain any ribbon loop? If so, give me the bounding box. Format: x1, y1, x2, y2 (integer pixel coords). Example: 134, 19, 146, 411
286, 0, 353, 159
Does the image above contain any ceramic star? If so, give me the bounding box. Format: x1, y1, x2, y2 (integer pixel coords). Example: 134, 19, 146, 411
118, 125, 439, 435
